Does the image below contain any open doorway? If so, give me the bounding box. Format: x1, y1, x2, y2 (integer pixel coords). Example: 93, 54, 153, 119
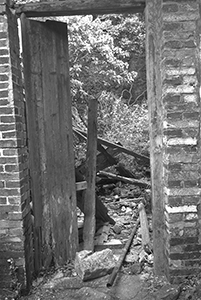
67, 12, 151, 268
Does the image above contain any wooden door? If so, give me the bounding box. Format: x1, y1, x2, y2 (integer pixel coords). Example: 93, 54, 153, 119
21, 16, 78, 273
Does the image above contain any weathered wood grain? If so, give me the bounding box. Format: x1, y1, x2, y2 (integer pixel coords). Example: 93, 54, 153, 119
15, 0, 145, 17
83, 99, 98, 251
145, 0, 165, 276
21, 17, 78, 268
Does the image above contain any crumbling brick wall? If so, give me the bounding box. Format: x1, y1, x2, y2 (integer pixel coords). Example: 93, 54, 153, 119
0, 1, 33, 297
146, 0, 201, 283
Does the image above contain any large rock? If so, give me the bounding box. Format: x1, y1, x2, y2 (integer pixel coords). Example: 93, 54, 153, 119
74, 249, 117, 281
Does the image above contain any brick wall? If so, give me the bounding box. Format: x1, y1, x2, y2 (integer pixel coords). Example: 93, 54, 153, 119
146, 0, 201, 283
0, 2, 33, 297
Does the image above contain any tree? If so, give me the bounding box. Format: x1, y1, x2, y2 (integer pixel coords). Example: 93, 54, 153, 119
68, 14, 149, 162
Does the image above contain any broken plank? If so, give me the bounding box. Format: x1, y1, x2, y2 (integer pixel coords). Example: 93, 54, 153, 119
83, 99, 98, 251
15, 0, 145, 17
98, 171, 151, 188
138, 202, 150, 247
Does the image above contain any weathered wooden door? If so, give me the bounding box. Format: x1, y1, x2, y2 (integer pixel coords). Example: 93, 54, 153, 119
21, 16, 78, 273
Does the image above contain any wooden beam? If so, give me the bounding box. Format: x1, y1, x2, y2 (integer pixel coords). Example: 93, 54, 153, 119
15, 0, 145, 17
83, 99, 98, 251
75, 128, 150, 166
98, 170, 150, 188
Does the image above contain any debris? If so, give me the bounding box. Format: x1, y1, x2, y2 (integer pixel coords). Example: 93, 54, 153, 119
130, 262, 141, 275
139, 248, 148, 263
74, 249, 117, 281
138, 202, 151, 248
73, 127, 150, 166
104, 239, 122, 246
154, 284, 182, 300
94, 223, 111, 245
112, 224, 122, 234
125, 249, 139, 263
98, 170, 150, 188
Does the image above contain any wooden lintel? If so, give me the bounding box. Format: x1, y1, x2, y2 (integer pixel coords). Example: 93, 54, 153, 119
15, 0, 145, 17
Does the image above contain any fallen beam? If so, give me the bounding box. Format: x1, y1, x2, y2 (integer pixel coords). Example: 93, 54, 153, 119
138, 202, 150, 247
98, 170, 150, 188
15, 0, 145, 17
74, 128, 150, 166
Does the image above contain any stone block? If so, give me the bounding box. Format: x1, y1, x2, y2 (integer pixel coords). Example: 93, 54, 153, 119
74, 249, 117, 281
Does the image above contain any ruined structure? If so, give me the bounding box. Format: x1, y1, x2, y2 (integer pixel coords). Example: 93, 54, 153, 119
0, 0, 200, 296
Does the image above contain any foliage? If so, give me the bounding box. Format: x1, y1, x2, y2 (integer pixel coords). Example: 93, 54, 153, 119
67, 14, 148, 165
67, 14, 146, 110
97, 91, 149, 154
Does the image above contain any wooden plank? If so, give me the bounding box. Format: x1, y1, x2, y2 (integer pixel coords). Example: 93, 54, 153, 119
76, 181, 87, 191
83, 99, 98, 251
21, 17, 78, 268
21, 13, 44, 273
15, 0, 145, 17
146, 0, 165, 276
41, 20, 78, 265
138, 202, 150, 246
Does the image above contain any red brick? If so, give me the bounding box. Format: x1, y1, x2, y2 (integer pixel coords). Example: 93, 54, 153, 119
0, 157, 17, 164
0, 57, 9, 64
0, 74, 9, 81
0, 140, 17, 148
0, 188, 20, 196
170, 237, 198, 246
2, 131, 16, 138
164, 129, 183, 137
183, 112, 199, 120
0, 116, 15, 123
7, 197, 20, 205
0, 197, 6, 204
3, 149, 18, 156
0, 107, 13, 115
163, 22, 181, 31
183, 180, 198, 187
170, 251, 201, 260
5, 164, 19, 172
0, 82, 8, 90
170, 268, 199, 277
162, 3, 179, 13
163, 76, 183, 86
168, 196, 182, 206
167, 112, 183, 120
6, 181, 20, 188
168, 180, 181, 187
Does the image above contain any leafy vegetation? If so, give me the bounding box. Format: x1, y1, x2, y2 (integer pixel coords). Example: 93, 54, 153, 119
67, 14, 149, 165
